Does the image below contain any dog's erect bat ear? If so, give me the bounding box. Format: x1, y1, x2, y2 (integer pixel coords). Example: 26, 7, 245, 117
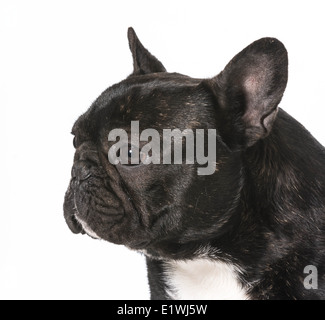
205, 38, 288, 150
127, 27, 166, 75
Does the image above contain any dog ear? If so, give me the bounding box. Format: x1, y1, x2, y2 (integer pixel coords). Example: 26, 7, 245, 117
205, 38, 288, 149
127, 27, 166, 75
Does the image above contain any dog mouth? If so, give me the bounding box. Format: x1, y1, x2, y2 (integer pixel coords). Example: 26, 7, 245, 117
72, 194, 102, 239
63, 185, 83, 234
64, 182, 123, 240
63, 173, 152, 249
64, 185, 99, 239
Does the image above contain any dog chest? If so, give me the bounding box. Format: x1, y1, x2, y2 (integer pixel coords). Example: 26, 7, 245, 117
163, 259, 249, 300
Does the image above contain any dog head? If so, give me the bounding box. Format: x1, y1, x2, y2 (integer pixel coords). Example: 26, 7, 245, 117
63, 28, 288, 257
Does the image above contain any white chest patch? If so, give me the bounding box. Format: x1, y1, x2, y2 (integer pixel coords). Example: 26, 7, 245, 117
164, 259, 249, 300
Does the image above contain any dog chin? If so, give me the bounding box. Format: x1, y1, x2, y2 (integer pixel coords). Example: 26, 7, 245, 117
75, 215, 101, 240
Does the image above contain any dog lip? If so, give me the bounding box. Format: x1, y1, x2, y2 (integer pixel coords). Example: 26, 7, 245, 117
74, 214, 101, 239
72, 192, 125, 239
70, 192, 86, 234
63, 187, 84, 234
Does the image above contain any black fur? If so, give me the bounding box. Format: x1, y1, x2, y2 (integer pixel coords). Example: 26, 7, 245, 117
64, 27, 325, 299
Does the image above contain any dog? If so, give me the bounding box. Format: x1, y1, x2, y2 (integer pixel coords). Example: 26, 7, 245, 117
64, 27, 325, 299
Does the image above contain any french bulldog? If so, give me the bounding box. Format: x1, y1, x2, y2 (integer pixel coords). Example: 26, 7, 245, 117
64, 27, 325, 299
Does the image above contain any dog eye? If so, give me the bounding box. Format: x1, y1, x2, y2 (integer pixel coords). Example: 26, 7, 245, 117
125, 145, 147, 165
127, 148, 133, 159
110, 144, 148, 166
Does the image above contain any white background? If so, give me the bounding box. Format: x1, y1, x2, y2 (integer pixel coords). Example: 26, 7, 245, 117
1, 0, 325, 300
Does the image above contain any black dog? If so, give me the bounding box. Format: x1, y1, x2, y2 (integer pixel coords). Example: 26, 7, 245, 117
64, 28, 325, 299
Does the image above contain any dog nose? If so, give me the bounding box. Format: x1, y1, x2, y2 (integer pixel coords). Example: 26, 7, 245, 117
71, 161, 92, 182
